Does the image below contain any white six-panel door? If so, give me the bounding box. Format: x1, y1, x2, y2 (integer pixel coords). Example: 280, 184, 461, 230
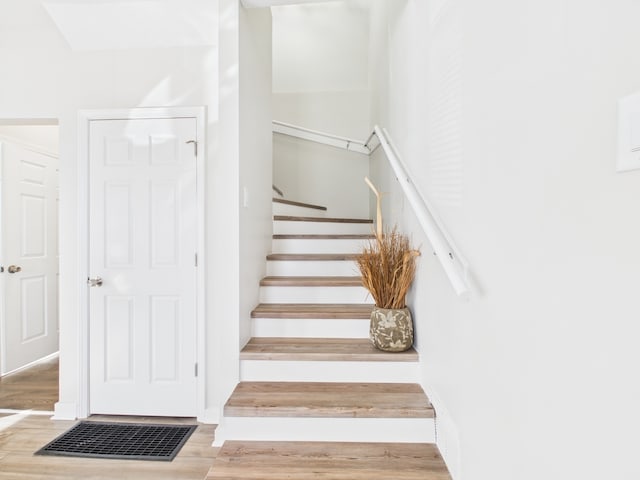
88, 118, 198, 416
0, 141, 59, 376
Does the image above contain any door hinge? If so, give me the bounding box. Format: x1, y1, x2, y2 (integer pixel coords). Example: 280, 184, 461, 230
195, 363, 198, 377
186, 140, 198, 157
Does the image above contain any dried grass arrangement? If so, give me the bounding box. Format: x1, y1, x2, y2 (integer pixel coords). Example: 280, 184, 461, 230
358, 177, 420, 351
357, 227, 420, 309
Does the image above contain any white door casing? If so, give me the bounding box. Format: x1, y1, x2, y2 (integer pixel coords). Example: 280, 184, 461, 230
0, 141, 59, 376
88, 115, 200, 416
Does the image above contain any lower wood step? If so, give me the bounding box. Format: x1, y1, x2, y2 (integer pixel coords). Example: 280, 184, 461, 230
251, 303, 373, 319
260, 276, 362, 287
267, 253, 358, 261
216, 382, 434, 446
224, 382, 433, 418
207, 441, 452, 480
240, 337, 418, 362
273, 234, 373, 239
274, 215, 372, 224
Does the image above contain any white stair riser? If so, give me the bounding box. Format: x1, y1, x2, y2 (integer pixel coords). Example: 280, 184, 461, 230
266, 260, 359, 277
212, 417, 435, 446
273, 203, 327, 217
274, 220, 373, 236
240, 360, 420, 383
272, 238, 369, 254
252, 317, 369, 338
259, 286, 370, 304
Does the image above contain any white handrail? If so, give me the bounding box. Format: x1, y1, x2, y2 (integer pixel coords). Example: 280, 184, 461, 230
271, 120, 472, 296
273, 120, 370, 155
372, 126, 470, 297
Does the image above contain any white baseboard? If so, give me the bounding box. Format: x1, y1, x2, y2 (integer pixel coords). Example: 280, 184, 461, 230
199, 407, 220, 425
52, 402, 78, 420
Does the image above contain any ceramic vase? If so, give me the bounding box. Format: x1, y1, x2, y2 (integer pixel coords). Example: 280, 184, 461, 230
369, 306, 414, 352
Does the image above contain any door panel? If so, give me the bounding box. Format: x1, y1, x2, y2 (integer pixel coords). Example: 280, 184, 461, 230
88, 118, 198, 416
21, 275, 46, 341
150, 296, 180, 382
0, 141, 59, 375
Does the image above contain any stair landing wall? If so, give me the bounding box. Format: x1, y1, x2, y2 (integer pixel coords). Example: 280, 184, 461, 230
273, 134, 371, 219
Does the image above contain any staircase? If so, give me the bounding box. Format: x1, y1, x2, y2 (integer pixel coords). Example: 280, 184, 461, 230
208, 197, 449, 479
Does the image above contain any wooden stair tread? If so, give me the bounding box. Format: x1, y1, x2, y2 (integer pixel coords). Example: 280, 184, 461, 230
273, 198, 327, 211
207, 441, 452, 480
241, 337, 418, 362
274, 234, 374, 239
274, 215, 373, 224
267, 253, 359, 261
224, 382, 434, 418
260, 276, 362, 287
251, 303, 373, 319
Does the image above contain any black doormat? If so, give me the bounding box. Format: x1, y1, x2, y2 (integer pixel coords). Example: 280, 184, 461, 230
35, 421, 197, 461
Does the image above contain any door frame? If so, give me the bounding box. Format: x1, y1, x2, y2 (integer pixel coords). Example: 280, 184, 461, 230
77, 107, 206, 419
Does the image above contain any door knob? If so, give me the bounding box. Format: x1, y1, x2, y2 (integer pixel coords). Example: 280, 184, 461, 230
88, 277, 103, 287
7, 265, 21, 274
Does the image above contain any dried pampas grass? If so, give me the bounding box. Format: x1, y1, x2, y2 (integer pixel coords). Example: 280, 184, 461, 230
357, 227, 420, 309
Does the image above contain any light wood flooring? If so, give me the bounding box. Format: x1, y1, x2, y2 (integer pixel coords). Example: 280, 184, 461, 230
0, 356, 58, 411
0, 358, 217, 480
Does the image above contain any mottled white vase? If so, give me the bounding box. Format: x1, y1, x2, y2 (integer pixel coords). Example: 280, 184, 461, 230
369, 306, 414, 352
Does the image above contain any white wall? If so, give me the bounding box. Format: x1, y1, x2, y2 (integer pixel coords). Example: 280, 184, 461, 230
210, 0, 240, 422
193, 0, 274, 423
0, 125, 59, 154
271, 2, 372, 216
273, 90, 370, 140
0, 0, 234, 421
273, 134, 370, 217
370, 0, 640, 479
239, 6, 273, 347
272, 1, 370, 140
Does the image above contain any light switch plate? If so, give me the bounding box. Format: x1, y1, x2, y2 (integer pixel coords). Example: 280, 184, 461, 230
243, 186, 249, 208
617, 92, 640, 172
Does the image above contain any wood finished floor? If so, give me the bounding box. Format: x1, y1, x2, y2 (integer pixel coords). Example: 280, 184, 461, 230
0, 358, 218, 479
0, 356, 59, 411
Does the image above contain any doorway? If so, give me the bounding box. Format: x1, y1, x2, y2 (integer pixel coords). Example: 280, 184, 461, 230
0, 122, 59, 380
